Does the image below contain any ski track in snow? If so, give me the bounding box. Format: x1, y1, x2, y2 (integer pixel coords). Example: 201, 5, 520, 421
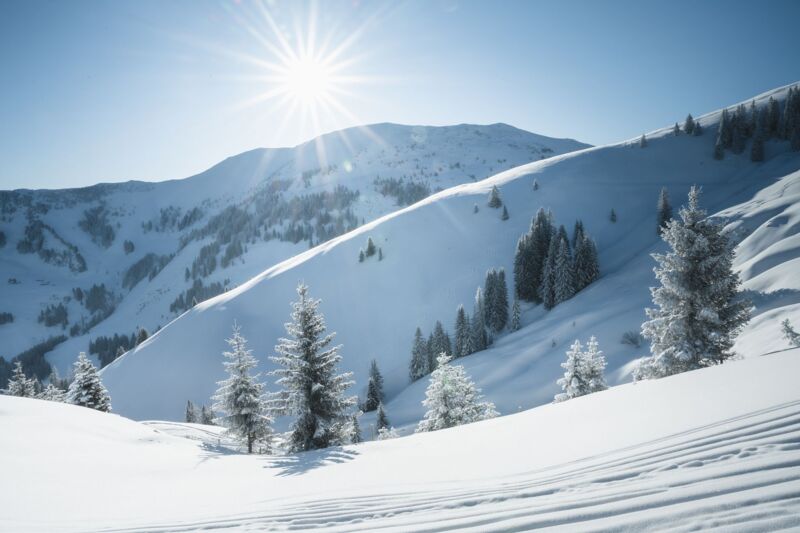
96, 400, 800, 532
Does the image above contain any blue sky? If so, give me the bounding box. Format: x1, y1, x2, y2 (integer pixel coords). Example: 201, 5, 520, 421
1, 0, 799, 190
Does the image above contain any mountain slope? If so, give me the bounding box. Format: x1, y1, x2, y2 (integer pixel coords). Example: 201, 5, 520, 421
2, 349, 799, 531
0, 123, 588, 380
100, 83, 800, 423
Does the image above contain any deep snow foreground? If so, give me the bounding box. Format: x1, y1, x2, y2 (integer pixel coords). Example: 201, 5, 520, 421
2, 350, 800, 532
101, 82, 800, 423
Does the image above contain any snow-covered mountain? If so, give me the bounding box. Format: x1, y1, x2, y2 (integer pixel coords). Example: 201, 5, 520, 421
0, 123, 588, 384
3, 348, 799, 531
97, 82, 800, 425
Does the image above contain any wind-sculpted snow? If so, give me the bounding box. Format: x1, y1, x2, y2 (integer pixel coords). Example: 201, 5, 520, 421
2, 350, 799, 531
101, 82, 800, 423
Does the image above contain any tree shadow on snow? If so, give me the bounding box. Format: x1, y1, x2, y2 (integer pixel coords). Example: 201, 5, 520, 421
265, 447, 359, 476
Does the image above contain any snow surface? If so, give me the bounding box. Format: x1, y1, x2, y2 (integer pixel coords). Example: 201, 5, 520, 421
2, 349, 799, 531
99, 83, 800, 426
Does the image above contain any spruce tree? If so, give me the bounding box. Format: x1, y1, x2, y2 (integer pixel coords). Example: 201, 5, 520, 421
67, 352, 111, 412
185, 400, 198, 423
572, 220, 585, 249
367, 359, 384, 404
673, 123, 680, 136
270, 284, 356, 452
349, 412, 363, 444
39, 383, 66, 402
200, 405, 214, 425
365, 237, 376, 257
454, 305, 471, 357
657, 187, 672, 234
494, 269, 509, 331
554, 336, 607, 402
501, 206, 509, 220
431, 321, 452, 359
487, 185, 502, 208
6, 361, 36, 398
483, 270, 497, 332
539, 237, 558, 310
471, 287, 489, 350
213, 325, 271, 453
639, 134, 647, 148
416, 354, 497, 432
693, 121, 703, 136
782, 319, 800, 348
683, 114, 695, 134
376, 402, 389, 431
510, 297, 521, 332
639, 187, 751, 378
573, 234, 599, 291
409, 327, 429, 381
553, 237, 575, 305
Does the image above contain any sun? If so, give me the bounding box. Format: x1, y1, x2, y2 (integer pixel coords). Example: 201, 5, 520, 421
280, 56, 334, 105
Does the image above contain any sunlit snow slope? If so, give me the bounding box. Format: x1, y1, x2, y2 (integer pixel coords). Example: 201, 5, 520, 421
101, 83, 800, 424
2, 350, 799, 532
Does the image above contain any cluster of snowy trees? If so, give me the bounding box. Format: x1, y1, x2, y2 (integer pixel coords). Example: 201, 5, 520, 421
184, 400, 215, 425
514, 209, 599, 310
209, 284, 356, 454
781, 319, 800, 348
409, 268, 511, 381
635, 187, 751, 380
714, 89, 800, 161
3, 352, 112, 413
554, 337, 607, 403
358, 237, 383, 262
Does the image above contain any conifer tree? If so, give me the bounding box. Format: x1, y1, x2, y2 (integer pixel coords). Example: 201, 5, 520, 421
200, 405, 214, 425
416, 353, 497, 432
539, 237, 558, 310
510, 297, 521, 332
431, 321, 452, 360
349, 412, 363, 444
554, 336, 607, 402
501, 205, 509, 220
409, 327, 429, 381
364, 359, 384, 412
673, 123, 680, 136
454, 305, 471, 357
553, 237, 575, 305
782, 319, 800, 348
487, 185, 502, 208
639, 134, 647, 147
638, 187, 751, 379
533, 179, 539, 191
693, 121, 703, 136
39, 383, 66, 402
609, 209, 617, 223
573, 234, 599, 291
494, 269, 509, 331
359, 250, 365, 262
657, 187, 672, 234
213, 325, 271, 453
376, 402, 389, 431
365, 237, 376, 257
471, 287, 489, 350
6, 361, 36, 398
683, 114, 695, 134
270, 284, 355, 452
185, 400, 198, 423
572, 220, 585, 249
67, 352, 111, 412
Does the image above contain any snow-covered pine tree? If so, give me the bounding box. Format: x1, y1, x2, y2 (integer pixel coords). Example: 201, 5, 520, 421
539, 236, 558, 310
487, 185, 502, 208
693, 121, 703, 136
365, 237, 376, 257
6, 361, 37, 397
377, 426, 399, 440
416, 353, 497, 433
494, 269, 509, 331
510, 297, 521, 332
359, 250, 365, 262
471, 287, 489, 351
270, 284, 356, 452
431, 321, 452, 360
39, 383, 66, 402
609, 208, 617, 223
454, 305, 471, 357
573, 234, 599, 291
657, 187, 672, 234
572, 220, 585, 249
67, 352, 111, 412
782, 319, 800, 347
136, 328, 149, 346
766, 96, 780, 137
684, 114, 695, 134
513, 233, 532, 301
554, 237, 575, 305
376, 402, 389, 431
409, 327, 430, 381
553, 336, 607, 402
185, 400, 198, 423
639, 187, 751, 378
673, 122, 680, 136
212, 325, 271, 454
349, 412, 363, 444
483, 270, 497, 332
501, 206, 509, 220
368, 359, 384, 405
200, 405, 214, 425
639, 134, 647, 148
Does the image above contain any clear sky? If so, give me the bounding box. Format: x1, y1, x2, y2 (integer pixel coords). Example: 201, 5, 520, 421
1, 0, 799, 190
